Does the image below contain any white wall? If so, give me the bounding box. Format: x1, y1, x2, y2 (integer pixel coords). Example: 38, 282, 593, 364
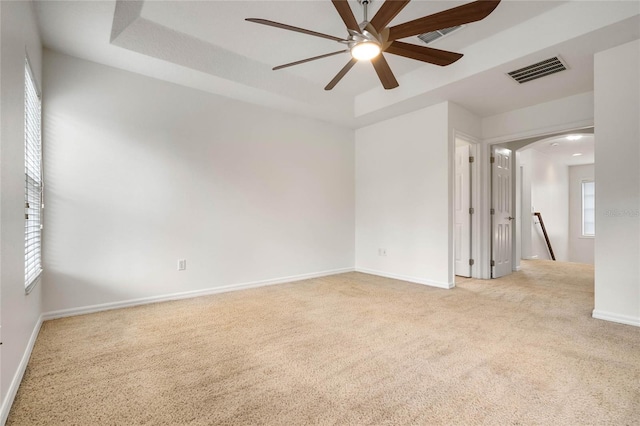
355, 102, 452, 288
519, 149, 569, 262
354, 102, 481, 286
482, 92, 594, 143
42, 50, 355, 314
0, 0, 43, 421
569, 164, 595, 264
593, 40, 640, 327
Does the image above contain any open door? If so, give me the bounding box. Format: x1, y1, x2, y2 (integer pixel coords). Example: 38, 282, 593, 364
455, 144, 471, 277
491, 147, 513, 278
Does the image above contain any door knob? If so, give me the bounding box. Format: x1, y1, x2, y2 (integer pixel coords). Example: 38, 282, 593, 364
508, 216, 514, 220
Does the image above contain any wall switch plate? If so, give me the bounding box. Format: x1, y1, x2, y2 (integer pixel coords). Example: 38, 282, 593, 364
178, 259, 186, 270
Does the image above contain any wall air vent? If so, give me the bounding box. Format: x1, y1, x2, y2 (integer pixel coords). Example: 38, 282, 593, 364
507, 56, 568, 84
417, 25, 463, 45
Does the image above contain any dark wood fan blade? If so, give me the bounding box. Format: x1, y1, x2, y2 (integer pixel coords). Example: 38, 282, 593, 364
387, 0, 501, 41
385, 41, 463, 66
273, 50, 349, 70
371, 54, 399, 89
369, 0, 411, 32
331, 0, 360, 32
245, 18, 345, 42
325, 58, 358, 90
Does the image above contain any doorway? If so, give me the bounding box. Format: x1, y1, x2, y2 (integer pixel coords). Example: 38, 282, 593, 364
518, 133, 595, 264
488, 128, 595, 278
454, 136, 477, 278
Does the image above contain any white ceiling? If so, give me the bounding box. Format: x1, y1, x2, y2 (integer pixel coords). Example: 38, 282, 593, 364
34, 0, 640, 128
138, 0, 558, 94
530, 133, 595, 166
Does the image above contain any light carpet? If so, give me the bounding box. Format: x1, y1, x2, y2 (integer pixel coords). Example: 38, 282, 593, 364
8, 260, 640, 425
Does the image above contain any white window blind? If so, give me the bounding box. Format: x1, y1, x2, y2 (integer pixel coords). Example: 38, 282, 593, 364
582, 180, 595, 237
25, 59, 43, 291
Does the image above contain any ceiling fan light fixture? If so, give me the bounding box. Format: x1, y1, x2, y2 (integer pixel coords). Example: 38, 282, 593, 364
350, 41, 381, 61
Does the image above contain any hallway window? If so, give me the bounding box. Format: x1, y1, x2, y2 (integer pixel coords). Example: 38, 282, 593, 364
582, 180, 595, 237
25, 58, 43, 293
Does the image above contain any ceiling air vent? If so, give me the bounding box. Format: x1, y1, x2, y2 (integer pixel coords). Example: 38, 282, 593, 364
507, 56, 568, 84
417, 26, 463, 45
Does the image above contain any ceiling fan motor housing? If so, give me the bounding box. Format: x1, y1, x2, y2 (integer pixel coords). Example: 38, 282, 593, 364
347, 27, 383, 61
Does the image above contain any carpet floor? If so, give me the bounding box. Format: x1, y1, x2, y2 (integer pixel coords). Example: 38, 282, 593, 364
7, 260, 640, 425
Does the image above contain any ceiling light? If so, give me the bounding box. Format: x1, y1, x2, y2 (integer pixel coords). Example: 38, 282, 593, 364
572, 153, 583, 157
351, 41, 381, 61
567, 135, 583, 141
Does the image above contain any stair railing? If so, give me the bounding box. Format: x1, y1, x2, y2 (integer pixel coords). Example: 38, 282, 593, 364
534, 212, 555, 261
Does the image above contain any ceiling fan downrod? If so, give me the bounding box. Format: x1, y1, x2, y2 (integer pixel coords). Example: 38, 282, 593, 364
359, 0, 370, 24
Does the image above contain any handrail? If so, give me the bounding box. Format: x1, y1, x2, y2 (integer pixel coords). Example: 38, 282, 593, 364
534, 212, 555, 261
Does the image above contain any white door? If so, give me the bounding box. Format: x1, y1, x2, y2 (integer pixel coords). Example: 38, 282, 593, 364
455, 144, 471, 277
492, 147, 513, 278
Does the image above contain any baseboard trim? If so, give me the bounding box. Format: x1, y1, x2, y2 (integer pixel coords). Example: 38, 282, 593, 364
592, 310, 640, 327
42, 267, 355, 321
355, 267, 453, 289
1, 315, 43, 426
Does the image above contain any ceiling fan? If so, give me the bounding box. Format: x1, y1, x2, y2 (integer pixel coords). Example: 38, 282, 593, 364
246, 0, 501, 91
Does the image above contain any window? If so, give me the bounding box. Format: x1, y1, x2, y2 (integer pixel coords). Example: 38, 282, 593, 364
25, 59, 43, 292
582, 180, 595, 237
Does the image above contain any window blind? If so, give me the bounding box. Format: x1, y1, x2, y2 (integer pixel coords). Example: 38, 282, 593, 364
25, 59, 43, 291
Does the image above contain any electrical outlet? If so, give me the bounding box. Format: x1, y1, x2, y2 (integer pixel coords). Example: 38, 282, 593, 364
178, 259, 186, 271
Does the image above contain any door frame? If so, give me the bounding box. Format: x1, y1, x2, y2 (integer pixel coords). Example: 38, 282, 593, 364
451, 131, 481, 279
481, 125, 595, 279
454, 142, 472, 277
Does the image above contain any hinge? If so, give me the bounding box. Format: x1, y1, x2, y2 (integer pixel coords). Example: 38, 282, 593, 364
469, 207, 474, 215
25, 214, 29, 220
490, 156, 495, 164
469, 156, 474, 163
491, 260, 495, 267
490, 208, 495, 215
469, 259, 475, 266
